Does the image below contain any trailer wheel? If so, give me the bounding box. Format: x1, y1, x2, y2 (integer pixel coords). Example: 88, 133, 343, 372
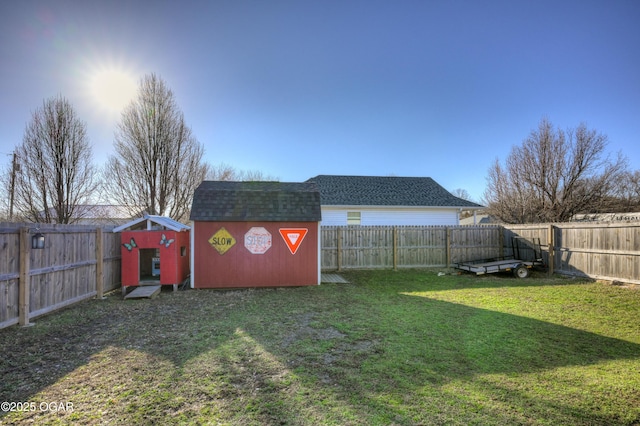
513, 264, 530, 279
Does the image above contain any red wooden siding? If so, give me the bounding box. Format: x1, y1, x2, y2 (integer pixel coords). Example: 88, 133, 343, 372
193, 221, 319, 288
120, 230, 190, 287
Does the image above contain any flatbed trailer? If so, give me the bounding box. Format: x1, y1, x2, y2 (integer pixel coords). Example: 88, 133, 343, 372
454, 237, 545, 278
455, 257, 542, 278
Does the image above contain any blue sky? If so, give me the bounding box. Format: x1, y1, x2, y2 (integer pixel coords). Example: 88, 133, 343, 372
1, 0, 638, 202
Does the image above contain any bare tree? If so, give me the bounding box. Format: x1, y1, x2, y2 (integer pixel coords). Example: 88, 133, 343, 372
207, 162, 237, 181
608, 170, 640, 212
105, 74, 209, 222
4, 96, 98, 223
484, 118, 628, 223
206, 162, 278, 182
451, 188, 473, 202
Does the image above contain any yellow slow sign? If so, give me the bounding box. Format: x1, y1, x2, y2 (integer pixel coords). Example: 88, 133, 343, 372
208, 227, 236, 255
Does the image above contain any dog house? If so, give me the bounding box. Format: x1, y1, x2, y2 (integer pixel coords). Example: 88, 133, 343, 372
189, 181, 322, 288
113, 215, 190, 293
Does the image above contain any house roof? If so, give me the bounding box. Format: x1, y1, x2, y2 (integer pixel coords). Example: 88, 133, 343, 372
306, 175, 483, 208
113, 215, 190, 233
189, 181, 322, 222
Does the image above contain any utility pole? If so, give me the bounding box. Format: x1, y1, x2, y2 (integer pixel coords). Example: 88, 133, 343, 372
9, 151, 19, 220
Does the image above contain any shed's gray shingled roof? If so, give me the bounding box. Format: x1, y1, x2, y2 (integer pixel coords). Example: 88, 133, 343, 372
305, 175, 483, 208
189, 181, 322, 222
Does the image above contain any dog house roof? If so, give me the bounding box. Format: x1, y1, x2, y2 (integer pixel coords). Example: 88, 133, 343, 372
113, 215, 190, 233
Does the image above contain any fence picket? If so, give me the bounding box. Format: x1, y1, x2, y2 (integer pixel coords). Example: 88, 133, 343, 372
2, 221, 638, 330
0, 223, 121, 329
321, 225, 502, 270
504, 222, 640, 284
320, 224, 640, 285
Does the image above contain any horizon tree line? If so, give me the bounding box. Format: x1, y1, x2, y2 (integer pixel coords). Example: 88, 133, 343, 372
1, 75, 638, 225
0, 73, 276, 224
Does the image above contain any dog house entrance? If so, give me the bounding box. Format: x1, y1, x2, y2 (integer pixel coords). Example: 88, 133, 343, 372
139, 248, 161, 283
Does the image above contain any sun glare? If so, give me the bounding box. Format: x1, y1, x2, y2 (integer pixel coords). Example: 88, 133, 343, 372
89, 69, 138, 113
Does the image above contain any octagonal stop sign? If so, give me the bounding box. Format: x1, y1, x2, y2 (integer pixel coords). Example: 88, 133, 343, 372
244, 227, 272, 254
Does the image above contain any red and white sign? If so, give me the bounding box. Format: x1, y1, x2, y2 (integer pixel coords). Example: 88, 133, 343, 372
279, 228, 308, 254
244, 227, 272, 254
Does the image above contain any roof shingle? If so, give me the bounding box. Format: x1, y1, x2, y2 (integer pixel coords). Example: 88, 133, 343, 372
305, 175, 482, 208
189, 181, 322, 222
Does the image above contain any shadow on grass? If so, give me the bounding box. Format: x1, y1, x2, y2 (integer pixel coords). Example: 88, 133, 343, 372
1, 275, 639, 424
347, 268, 592, 292
265, 288, 640, 424
389, 292, 639, 378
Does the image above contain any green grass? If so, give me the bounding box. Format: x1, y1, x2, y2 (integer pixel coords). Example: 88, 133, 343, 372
1, 270, 639, 425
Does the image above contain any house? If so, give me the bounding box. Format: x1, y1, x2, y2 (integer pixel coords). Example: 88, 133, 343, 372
305, 175, 483, 226
189, 181, 322, 288
113, 215, 190, 293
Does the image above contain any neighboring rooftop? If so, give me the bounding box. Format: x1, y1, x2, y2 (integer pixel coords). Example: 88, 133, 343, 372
306, 175, 483, 208
37, 204, 134, 225
189, 181, 322, 222
459, 213, 497, 225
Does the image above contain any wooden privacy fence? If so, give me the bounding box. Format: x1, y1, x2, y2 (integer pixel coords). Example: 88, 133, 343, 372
321, 225, 502, 270
504, 222, 640, 285
321, 224, 640, 285
2, 222, 637, 330
0, 223, 121, 329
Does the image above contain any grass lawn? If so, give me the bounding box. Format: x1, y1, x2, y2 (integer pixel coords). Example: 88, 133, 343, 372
1, 270, 639, 425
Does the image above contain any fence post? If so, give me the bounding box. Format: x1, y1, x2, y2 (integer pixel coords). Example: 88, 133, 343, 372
337, 227, 342, 272
547, 224, 555, 277
19, 227, 33, 326
96, 228, 104, 299
393, 226, 398, 271
446, 227, 451, 267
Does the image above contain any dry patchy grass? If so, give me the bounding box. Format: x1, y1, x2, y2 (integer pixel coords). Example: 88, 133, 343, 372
1, 270, 639, 425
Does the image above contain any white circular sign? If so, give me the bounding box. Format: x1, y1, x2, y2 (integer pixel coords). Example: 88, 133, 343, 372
244, 227, 272, 254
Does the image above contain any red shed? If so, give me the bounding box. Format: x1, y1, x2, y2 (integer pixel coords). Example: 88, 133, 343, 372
189, 181, 322, 288
113, 215, 190, 293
